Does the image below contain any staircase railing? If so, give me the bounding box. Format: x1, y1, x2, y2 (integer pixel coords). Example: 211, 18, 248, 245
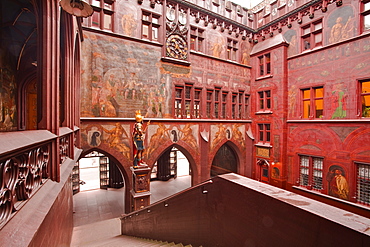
121, 173, 370, 247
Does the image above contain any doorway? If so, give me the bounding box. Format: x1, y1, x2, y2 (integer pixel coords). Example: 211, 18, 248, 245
151, 147, 191, 181
211, 143, 238, 177
73, 151, 124, 193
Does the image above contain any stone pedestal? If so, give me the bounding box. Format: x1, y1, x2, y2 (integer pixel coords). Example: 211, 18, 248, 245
130, 166, 151, 211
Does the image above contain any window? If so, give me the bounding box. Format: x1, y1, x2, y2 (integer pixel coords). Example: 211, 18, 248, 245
90, 0, 114, 31
299, 155, 323, 190
142, 11, 160, 41
185, 84, 192, 118
221, 92, 228, 119
206, 90, 213, 118
302, 87, 324, 118
258, 123, 271, 143
245, 94, 250, 118
361, 0, 370, 32
227, 39, 238, 61
174, 84, 200, 118
214, 88, 220, 118
360, 80, 370, 117
258, 53, 271, 77
357, 163, 370, 205
194, 88, 201, 118
232, 93, 237, 119
258, 90, 271, 111
301, 19, 322, 51
175, 86, 183, 118
190, 26, 204, 52
238, 91, 244, 119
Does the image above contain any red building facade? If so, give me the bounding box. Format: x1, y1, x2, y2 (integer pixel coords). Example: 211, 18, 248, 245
1, 0, 370, 245
79, 0, 370, 216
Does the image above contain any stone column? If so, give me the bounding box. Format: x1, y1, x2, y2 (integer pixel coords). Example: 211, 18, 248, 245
130, 166, 151, 211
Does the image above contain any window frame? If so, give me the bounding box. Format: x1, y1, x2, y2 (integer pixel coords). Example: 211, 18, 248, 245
301, 86, 324, 119
361, 0, 370, 32
190, 26, 205, 52
301, 19, 323, 51
257, 90, 272, 112
359, 79, 370, 118
175, 86, 184, 118
89, 0, 114, 31
206, 89, 213, 119
142, 11, 161, 41
257, 123, 271, 144
214, 88, 221, 118
299, 155, 324, 191
356, 162, 370, 206
227, 38, 238, 61
174, 84, 200, 119
257, 53, 271, 77
221, 91, 228, 119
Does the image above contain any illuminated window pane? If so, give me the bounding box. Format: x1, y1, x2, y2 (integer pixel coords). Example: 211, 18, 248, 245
315, 99, 323, 118
315, 87, 323, 98
303, 89, 310, 99
303, 101, 310, 118
361, 81, 370, 117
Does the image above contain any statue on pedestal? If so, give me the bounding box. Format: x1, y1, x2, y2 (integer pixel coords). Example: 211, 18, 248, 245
133, 110, 149, 168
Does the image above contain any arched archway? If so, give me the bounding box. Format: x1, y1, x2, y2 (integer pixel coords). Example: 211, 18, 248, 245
78, 151, 125, 192
149, 144, 194, 202
211, 142, 238, 177
151, 146, 191, 181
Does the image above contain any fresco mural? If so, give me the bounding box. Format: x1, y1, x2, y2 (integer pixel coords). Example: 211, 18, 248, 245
120, 4, 138, 37
81, 33, 167, 118
284, 29, 298, 57
82, 123, 132, 160
330, 82, 347, 119
327, 165, 349, 200
240, 40, 251, 66
146, 123, 199, 157
210, 123, 245, 151
0, 68, 17, 131
327, 5, 355, 45
208, 30, 225, 58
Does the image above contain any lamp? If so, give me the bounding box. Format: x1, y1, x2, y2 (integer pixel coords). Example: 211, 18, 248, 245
59, 0, 94, 18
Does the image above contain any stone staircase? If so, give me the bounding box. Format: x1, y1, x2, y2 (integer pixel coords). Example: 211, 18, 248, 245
90, 235, 194, 246
71, 218, 195, 247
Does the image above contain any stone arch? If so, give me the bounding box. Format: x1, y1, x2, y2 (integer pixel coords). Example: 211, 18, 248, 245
209, 141, 241, 177
80, 147, 132, 213
148, 142, 198, 186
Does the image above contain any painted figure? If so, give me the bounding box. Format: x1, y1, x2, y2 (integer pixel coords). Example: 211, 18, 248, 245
328, 167, 349, 200
133, 110, 149, 168
102, 123, 131, 159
